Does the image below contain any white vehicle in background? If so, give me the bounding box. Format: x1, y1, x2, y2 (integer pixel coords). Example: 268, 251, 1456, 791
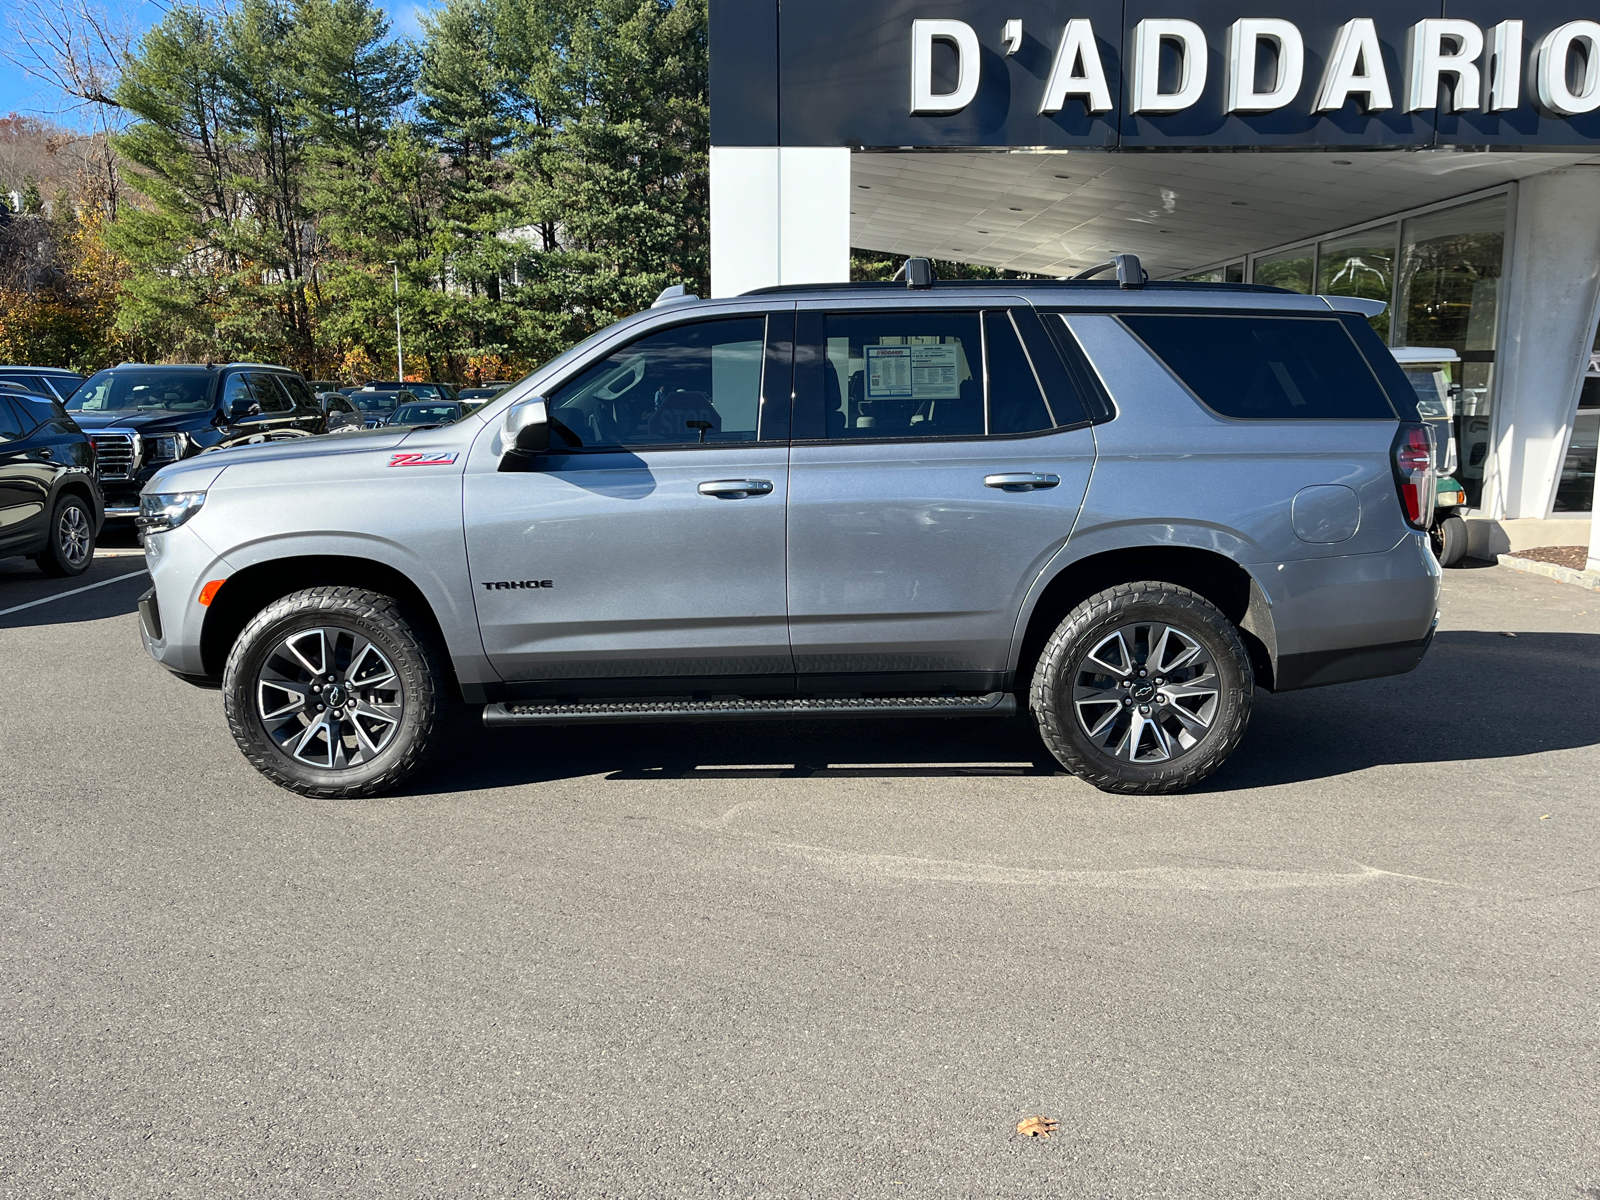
1392, 347, 1470, 567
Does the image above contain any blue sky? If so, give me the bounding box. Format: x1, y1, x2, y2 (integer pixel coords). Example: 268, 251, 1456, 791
1, 0, 428, 126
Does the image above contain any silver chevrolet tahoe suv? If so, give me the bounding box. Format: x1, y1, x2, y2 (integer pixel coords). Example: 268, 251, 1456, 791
135, 261, 1440, 798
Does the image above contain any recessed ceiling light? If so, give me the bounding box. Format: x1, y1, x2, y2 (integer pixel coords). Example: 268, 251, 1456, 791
1054, 173, 1070, 179
977, 230, 989, 234
1231, 200, 1248, 206
1159, 229, 1172, 233
1332, 159, 1352, 165
857, 184, 870, 189
1008, 207, 1023, 211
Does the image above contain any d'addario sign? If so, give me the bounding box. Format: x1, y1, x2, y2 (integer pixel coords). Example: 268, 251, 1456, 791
909, 16, 1600, 118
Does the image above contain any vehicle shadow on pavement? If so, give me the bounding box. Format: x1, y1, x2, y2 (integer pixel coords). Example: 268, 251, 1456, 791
0, 558, 148, 630
401, 630, 1600, 795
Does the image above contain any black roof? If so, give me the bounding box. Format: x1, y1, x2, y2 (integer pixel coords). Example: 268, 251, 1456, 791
741, 279, 1293, 297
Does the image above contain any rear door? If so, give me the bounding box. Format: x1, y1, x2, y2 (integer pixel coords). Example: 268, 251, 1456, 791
0, 397, 49, 552
785, 303, 1097, 692
464, 310, 796, 688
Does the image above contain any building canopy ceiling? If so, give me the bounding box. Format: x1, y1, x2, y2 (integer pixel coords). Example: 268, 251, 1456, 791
849, 150, 1600, 278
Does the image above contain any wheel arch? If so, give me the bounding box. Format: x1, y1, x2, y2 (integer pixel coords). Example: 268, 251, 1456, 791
199, 555, 461, 696
1012, 546, 1278, 692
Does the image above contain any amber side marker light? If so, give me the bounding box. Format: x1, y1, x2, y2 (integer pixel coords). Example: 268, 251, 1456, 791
198, 579, 227, 607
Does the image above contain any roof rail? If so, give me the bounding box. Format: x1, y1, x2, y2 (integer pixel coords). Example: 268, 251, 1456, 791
1071, 253, 1146, 289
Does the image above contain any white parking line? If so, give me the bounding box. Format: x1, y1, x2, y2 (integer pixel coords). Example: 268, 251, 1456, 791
0, 570, 150, 618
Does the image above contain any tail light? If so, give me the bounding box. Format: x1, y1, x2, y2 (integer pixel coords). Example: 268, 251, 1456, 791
1391, 422, 1436, 531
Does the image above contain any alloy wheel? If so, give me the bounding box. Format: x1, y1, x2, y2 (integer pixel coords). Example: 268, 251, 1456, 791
1071, 621, 1220, 764
58, 504, 91, 568
255, 626, 404, 769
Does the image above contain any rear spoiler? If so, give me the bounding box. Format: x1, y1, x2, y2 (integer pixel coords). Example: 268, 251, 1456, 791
1320, 295, 1387, 318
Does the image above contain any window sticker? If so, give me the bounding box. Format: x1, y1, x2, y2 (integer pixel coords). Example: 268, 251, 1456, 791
866, 346, 913, 397
910, 343, 960, 399
865, 342, 962, 399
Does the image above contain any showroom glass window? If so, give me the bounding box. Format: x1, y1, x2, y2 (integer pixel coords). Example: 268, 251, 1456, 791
1252, 245, 1314, 293
548, 317, 767, 447
1393, 195, 1508, 510
1554, 319, 1600, 513
1317, 224, 1397, 338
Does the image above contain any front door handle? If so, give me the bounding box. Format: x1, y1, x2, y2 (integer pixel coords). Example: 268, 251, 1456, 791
984, 473, 1060, 492
698, 479, 775, 499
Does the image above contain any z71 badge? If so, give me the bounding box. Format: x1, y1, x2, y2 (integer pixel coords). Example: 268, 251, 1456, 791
388, 451, 460, 467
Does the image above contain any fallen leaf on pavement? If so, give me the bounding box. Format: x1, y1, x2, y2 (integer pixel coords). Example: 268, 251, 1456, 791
1016, 1116, 1059, 1138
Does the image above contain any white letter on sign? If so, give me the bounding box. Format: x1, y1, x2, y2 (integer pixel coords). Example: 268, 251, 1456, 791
1405, 19, 1484, 111
1533, 21, 1600, 115
1131, 19, 1208, 113
1485, 20, 1523, 111
1039, 19, 1113, 114
1226, 18, 1304, 112
1314, 18, 1394, 112
911, 19, 980, 114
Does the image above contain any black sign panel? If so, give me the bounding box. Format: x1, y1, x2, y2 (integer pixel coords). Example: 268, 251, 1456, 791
710, 0, 1600, 148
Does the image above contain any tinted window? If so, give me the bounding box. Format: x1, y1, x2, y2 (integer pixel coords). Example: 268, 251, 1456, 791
819, 312, 982, 439
11, 393, 59, 428
221, 373, 257, 414
391, 403, 460, 424
68, 369, 212, 413
0, 398, 24, 440
1122, 314, 1397, 420
352, 392, 399, 413
0, 372, 50, 396
280, 374, 318, 410
985, 311, 1055, 435
248, 373, 293, 413
551, 317, 767, 447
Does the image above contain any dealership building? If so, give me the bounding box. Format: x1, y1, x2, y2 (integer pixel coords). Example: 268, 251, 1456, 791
709, 0, 1600, 558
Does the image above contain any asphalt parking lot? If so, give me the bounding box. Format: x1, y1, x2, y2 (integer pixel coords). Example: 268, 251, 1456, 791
2, 546, 1597, 1199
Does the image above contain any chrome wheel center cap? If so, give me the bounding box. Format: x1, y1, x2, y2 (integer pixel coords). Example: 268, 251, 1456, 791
325, 683, 347, 708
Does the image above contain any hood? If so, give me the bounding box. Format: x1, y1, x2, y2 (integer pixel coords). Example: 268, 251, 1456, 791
71, 408, 215, 435
142, 427, 424, 495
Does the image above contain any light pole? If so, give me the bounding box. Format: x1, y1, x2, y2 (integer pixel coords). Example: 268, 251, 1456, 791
386, 259, 404, 382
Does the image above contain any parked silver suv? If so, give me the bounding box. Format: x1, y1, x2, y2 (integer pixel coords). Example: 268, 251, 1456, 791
135, 261, 1440, 797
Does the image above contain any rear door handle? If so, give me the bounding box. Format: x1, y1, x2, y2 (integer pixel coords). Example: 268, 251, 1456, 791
698, 479, 775, 499
984, 473, 1060, 492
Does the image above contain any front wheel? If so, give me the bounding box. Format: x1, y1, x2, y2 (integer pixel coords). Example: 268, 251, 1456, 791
35, 493, 96, 577
1030, 582, 1254, 794
223, 586, 443, 798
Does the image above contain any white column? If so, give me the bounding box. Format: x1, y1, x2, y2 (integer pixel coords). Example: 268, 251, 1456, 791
1491, 167, 1600, 520
710, 146, 851, 298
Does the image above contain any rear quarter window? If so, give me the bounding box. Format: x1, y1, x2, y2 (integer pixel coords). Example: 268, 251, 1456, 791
1121, 313, 1397, 420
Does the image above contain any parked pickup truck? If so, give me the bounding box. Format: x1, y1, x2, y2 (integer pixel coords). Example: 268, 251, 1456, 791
134, 260, 1439, 798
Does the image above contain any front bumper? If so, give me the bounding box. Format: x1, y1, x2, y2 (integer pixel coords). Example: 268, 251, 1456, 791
139, 519, 233, 679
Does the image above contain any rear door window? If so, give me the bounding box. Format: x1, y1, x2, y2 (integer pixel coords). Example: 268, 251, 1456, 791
1120, 313, 1397, 420
247, 373, 294, 413
279, 374, 319, 411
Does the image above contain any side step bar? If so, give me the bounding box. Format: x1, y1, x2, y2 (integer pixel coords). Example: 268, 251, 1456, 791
483, 692, 1016, 727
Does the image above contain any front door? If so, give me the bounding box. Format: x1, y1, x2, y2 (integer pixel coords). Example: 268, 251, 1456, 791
465, 311, 796, 690
786, 305, 1097, 692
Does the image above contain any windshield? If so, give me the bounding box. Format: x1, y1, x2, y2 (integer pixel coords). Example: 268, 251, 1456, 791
351, 392, 400, 412
391, 404, 458, 424
68, 369, 213, 413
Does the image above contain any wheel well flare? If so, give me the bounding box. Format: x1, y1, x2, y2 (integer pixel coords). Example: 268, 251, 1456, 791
1017, 548, 1275, 691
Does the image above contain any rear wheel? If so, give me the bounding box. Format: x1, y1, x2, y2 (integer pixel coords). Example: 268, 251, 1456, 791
223, 586, 442, 798
35, 493, 95, 577
1030, 582, 1253, 794
1430, 513, 1468, 567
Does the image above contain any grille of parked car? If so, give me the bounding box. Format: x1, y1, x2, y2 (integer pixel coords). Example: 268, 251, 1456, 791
89, 431, 139, 480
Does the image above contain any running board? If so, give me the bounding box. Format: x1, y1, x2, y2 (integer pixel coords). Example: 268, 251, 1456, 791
482, 692, 1016, 727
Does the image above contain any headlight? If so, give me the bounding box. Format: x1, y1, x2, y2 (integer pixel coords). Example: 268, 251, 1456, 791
136, 491, 206, 535
149, 434, 190, 462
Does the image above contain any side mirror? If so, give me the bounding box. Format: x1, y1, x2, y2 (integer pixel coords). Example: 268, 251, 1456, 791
230, 399, 260, 421
505, 398, 551, 455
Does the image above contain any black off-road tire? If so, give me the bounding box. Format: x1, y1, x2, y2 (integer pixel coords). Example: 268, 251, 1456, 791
1030, 582, 1253, 794
1430, 513, 1468, 567
223, 586, 443, 798
34, 493, 96, 578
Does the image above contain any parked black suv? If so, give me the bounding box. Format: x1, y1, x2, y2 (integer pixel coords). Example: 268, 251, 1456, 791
65, 363, 325, 517
0, 366, 84, 404
0, 386, 104, 576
